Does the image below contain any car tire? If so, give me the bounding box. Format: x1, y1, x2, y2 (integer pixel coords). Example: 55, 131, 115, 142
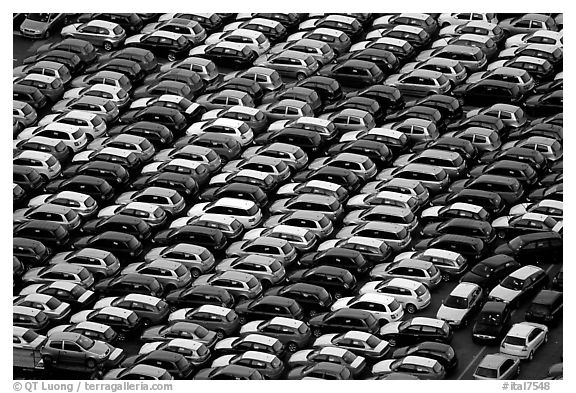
388, 338, 397, 347
313, 329, 322, 338
167, 53, 176, 62
142, 318, 151, 327
239, 316, 247, 324
236, 295, 248, 303
86, 358, 96, 369
405, 304, 417, 314
287, 342, 298, 352
442, 273, 451, 282
528, 351, 534, 361
43, 355, 54, 368
334, 292, 342, 299
190, 268, 201, 279
103, 42, 113, 51
296, 73, 306, 81
117, 333, 126, 341
498, 230, 506, 239
308, 310, 317, 317
216, 330, 225, 339
169, 305, 178, 313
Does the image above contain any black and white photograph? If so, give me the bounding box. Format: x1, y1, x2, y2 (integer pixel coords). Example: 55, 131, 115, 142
11, 3, 565, 384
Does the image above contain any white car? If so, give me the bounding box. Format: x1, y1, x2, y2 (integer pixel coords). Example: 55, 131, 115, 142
331, 293, 404, 324
98, 201, 166, 228
437, 13, 498, 27
141, 18, 206, 45
28, 191, 98, 218
347, 190, 419, 213
395, 248, 467, 282
13, 150, 61, 180
509, 200, 563, 221
372, 355, 444, 377
140, 158, 210, 178
139, 338, 210, 366
63, 84, 130, 109
359, 278, 431, 314
168, 304, 235, 324
187, 198, 263, 229
18, 123, 88, 153
505, 30, 563, 48
39, 111, 107, 140
186, 118, 254, 147
243, 225, 317, 252
500, 322, 548, 360
436, 283, 483, 328
205, 29, 270, 55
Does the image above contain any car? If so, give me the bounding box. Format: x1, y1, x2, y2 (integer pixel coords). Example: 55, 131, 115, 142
18, 123, 88, 154
488, 265, 549, 306
97, 202, 167, 229
421, 218, 495, 245
333, 222, 411, 252
13, 203, 80, 231
13, 306, 50, 333
523, 90, 563, 117
69, 307, 143, 340
239, 317, 311, 352
400, 58, 466, 86
121, 350, 194, 379
195, 89, 255, 111
140, 321, 218, 348
389, 342, 458, 374
94, 274, 164, 298
14, 293, 71, 323
192, 271, 263, 302
286, 265, 357, 300
142, 18, 207, 45
331, 293, 404, 324
492, 213, 562, 240
29, 191, 98, 218
371, 355, 446, 379
120, 260, 191, 293
318, 60, 384, 87
264, 283, 332, 318
13, 84, 49, 111
201, 106, 268, 134
168, 305, 240, 338
494, 233, 562, 265
191, 42, 258, 70
61, 20, 126, 51
500, 322, 549, 360
104, 364, 173, 380
370, 259, 442, 289
235, 295, 304, 324
270, 39, 335, 67
206, 28, 270, 56
386, 70, 451, 97
41, 331, 124, 371
22, 50, 84, 77
93, 294, 169, 326
222, 155, 290, 182
125, 31, 192, 61
209, 350, 284, 379
288, 346, 366, 377
312, 330, 390, 360
525, 290, 563, 325
467, 67, 535, 94
346, 190, 419, 213
47, 321, 118, 344
472, 301, 513, 345
499, 14, 558, 35
473, 353, 520, 380
379, 317, 453, 347
19, 281, 96, 310
351, 37, 415, 62
165, 285, 234, 311
213, 333, 285, 358
287, 362, 352, 380
313, 240, 385, 269
436, 283, 483, 328
22, 261, 94, 288
308, 153, 377, 182
20, 13, 66, 39
255, 50, 319, 81
460, 254, 521, 290
187, 198, 262, 230
261, 86, 323, 115
50, 96, 119, 124
139, 338, 211, 367
115, 187, 186, 217
48, 248, 121, 281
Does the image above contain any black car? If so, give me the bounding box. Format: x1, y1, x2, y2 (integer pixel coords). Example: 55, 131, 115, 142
413, 137, 477, 163
72, 231, 144, 260
449, 175, 524, 205
380, 317, 453, 347
421, 218, 495, 244
119, 107, 187, 134
152, 226, 227, 252
324, 96, 384, 123
460, 255, 521, 290
407, 94, 463, 121
414, 234, 486, 262
551, 268, 562, 291
525, 289, 562, 325
132, 80, 198, 101
107, 125, 172, 151
13, 165, 47, 195
45, 175, 115, 204
432, 189, 505, 217
255, 128, 324, 156
130, 172, 199, 199
13, 84, 48, 111
207, 77, 264, 104
384, 106, 447, 132
446, 114, 506, 135
98, 47, 159, 74
166, 13, 223, 33
472, 301, 513, 344
286, 265, 357, 299
390, 342, 458, 373
346, 84, 404, 113
36, 38, 98, 64
62, 161, 130, 188
338, 48, 400, 74
292, 166, 362, 194
261, 87, 323, 115
200, 183, 268, 207
453, 80, 524, 106
527, 183, 563, 203
13, 237, 52, 267
523, 90, 563, 117
95, 274, 164, 298
165, 285, 235, 311
494, 233, 562, 265
235, 296, 305, 324
13, 221, 70, 249
318, 59, 384, 87
326, 140, 393, 167
508, 123, 563, 143
299, 248, 371, 274
179, 133, 243, 162
197, 44, 258, 70
122, 351, 194, 379
85, 59, 145, 84
13, 184, 27, 209
213, 334, 286, 358
292, 75, 343, 105
309, 309, 380, 337
81, 216, 152, 241
480, 147, 548, 174
142, 69, 205, 92
22, 50, 84, 75
126, 33, 191, 61
264, 283, 333, 317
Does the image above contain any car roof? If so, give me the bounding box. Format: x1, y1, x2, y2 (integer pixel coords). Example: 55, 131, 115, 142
354, 293, 395, 304
124, 294, 161, 305
197, 304, 232, 316
408, 69, 445, 79
478, 353, 509, 368
449, 202, 484, 213
214, 197, 257, 209
15, 150, 55, 161
14, 305, 43, 316
273, 225, 311, 237
100, 306, 136, 318
410, 317, 446, 328
419, 248, 461, 260
214, 41, 251, 51
450, 282, 480, 297
244, 333, 280, 345
216, 270, 255, 282
149, 30, 185, 40
147, 259, 183, 270
402, 355, 439, 368
397, 259, 433, 270
509, 265, 543, 280
507, 322, 539, 338
76, 321, 112, 333
86, 20, 120, 30
269, 316, 304, 328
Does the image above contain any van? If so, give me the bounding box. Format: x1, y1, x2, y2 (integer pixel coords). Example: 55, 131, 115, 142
525, 289, 562, 325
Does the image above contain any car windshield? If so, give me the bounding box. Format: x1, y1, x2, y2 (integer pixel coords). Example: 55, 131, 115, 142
78, 269, 90, 280
444, 295, 468, 309
77, 335, 95, 350
476, 366, 498, 378
28, 13, 51, 22
507, 237, 524, 250
195, 325, 209, 338
500, 276, 524, 291
365, 335, 380, 348
504, 336, 526, 346
479, 312, 502, 325
471, 263, 492, 277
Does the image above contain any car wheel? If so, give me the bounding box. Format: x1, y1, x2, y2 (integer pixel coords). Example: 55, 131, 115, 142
239, 316, 247, 324
528, 351, 534, 361
190, 268, 201, 279
42, 355, 54, 368
287, 342, 298, 352
261, 280, 271, 289
308, 309, 317, 317
169, 305, 178, 313
142, 318, 151, 327
103, 42, 113, 51
167, 53, 176, 62
216, 330, 225, 339
405, 304, 417, 314
86, 358, 97, 369
296, 72, 306, 81
544, 334, 548, 343
39, 174, 49, 183
236, 295, 248, 303
313, 329, 322, 337
334, 292, 342, 299
516, 365, 521, 377
388, 338, 397, 347
442, 273, 451, 282
117, 333, 126, 342
498, 230, 506, 239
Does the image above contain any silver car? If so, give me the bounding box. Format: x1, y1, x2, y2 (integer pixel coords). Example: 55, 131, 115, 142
386, 69, 451, 97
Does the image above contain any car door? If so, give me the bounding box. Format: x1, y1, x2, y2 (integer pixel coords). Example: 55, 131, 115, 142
60, 341, 85, 366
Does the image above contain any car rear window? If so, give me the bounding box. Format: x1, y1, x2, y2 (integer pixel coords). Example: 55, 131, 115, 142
175, 265, 188, 277
414, 284, 427, 296
366, 335, 380, 348
45, 297, 62, 309
270, 260, 282, 272
298, 323, 309, 334
113, 26, 124, 35
45, 155, 58, 167
281, 242, 293, 254
22, 329, 39, 342
72, 129, 84, 139
247, 277, 259, 289
476, 366, 497, 378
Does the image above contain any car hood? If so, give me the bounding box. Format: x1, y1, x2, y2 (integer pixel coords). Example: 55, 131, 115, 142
125, 34, 145, 45
94, 297, 118, 309
187, 202, 209, 218
339, 130, 362, 142
115, 191, 137, 205
47, 324, 70, 336
421, 206, 442, 219
22, 19, 51, 32
393, 154, 413, 168
489, 285, 519, 303
347, 194, 369, 208
98, 205, 121, 217
374, 167, 394, 181
316, 239, 339, 252
369, 263, 393, 278
276, 182, 299, 196
22, 267, 43, 281
335, 226, 355, 239
211, 354, 234, 368
379, 321, 401, 336
289, 349, 313, 364
421, 222, 442, 237
491, 216, 511, 228
437, 305, 468, 322
393, 251, 417, 262
225, 241, 248, 257
269, 198, 290, 214
103, 368, 126, 380
342, 210, 364, 225
70, 309, 93, 324
239, 320, 263, 335
243, 228, 266, 241
372, 359, 394, 374
508, 204, 529, 216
